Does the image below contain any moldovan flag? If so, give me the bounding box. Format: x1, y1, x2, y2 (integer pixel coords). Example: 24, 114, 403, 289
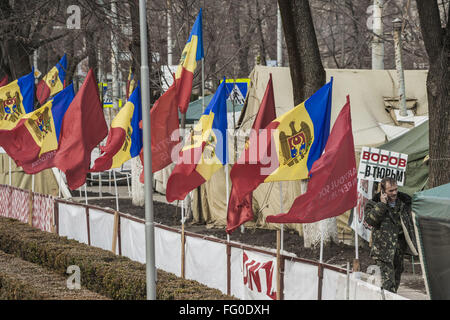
0, 75, 8, 87
36, 54, 67, 105
0, 85, 75, 171
166, 78, 228, 202
0, 70, 35, 130
175, 8, 203, 113
90, 83, 143, 172
126, 67, 136, 100
266, 96, 357, 223
139, 81, 180, 182
226, 74, 276, 234
54, 69, 108, 190
230, 79, 333, 206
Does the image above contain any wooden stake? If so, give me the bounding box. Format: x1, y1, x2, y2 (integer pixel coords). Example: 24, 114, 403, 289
111, 211, 119, 254
276, 228, 281, 300
353, 258, 360, 272
181, 222, 185, 278
181, 200, 185, 278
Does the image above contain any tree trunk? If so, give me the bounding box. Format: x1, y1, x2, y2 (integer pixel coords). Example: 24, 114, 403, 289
416, 0, 450, 188
255, 0, 267, 66
230, 0, 249, 77
278, 0, 336, 248
278, 0, 326, 104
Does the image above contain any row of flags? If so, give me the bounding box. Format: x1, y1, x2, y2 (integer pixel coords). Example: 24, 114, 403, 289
0, 8, 357, 234
0, 8, 204, 190
0, 66, 108, 190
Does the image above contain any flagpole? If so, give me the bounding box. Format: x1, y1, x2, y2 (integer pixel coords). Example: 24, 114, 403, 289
279, 182, 284, 251
319, 220, 324, 263
225, 165, 230, 243
8, 157, 11, 185
84, 183, 88, 205
202, 58, 205, 112
181, 198, 185, 278
276, 181, 283, 300
58, 170, 62, 198
139, 0, 156, 300
113, 170, 119, 211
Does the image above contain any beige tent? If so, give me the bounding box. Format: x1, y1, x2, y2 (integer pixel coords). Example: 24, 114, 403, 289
156, 66, 429, 239
0, 152, 61, 196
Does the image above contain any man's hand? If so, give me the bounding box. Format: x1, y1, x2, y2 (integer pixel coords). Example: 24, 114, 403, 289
380, 191, 388, 204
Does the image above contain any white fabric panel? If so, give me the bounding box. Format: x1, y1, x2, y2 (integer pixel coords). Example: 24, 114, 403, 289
185, 236, 227, 294
349, 277, 408, 300
58, 203, 88, 244
89, 209, 115, 252
283, 260, 318, 300
120, 217, 145, 263
241, 250, 277, 300
322, 268, 347, 300
230, 247, 244, 299
155, 227, 181, 277
322, 269, 408, 300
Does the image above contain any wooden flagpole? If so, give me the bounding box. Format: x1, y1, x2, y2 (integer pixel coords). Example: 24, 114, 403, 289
226, 165, 230, 243
84, 183, 88, 205
8, 157, 11, 185
276, 181, 283, 300
181, 199, 185, 278
113, 170, 119, 211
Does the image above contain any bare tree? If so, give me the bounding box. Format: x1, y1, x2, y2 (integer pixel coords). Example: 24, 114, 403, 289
416, 0, 449, 188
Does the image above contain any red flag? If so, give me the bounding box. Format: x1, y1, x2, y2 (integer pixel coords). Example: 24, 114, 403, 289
226, 74, 277, 234
266, 96, 357, 224
0, 75, 8, 87
139, 82, 180, 182
54, 69, 108, 190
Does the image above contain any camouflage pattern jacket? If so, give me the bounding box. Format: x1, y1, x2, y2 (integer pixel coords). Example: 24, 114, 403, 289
364, 192, 418, 263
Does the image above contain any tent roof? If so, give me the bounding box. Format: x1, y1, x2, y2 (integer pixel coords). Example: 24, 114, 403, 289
238, 66, 429, 150
412, 183, 450, 219
180, 94, 243, 124
380, 120, 429, 162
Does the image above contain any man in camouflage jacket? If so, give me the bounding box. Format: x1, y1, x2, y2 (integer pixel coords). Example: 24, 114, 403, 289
364, 177, 418, 293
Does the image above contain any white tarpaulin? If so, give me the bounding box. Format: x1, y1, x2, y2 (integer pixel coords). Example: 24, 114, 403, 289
155, 226, 181, 277
120, 217, 145, 264
89, 209, 115, 251
230, 247, 244, 299
283, 260, 318, 300
241, 250, 277, 300
185, 236, 227, 294
58, 203, 88, 244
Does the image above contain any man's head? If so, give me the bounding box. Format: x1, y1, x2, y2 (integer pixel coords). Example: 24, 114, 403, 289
381, 177, 398, 202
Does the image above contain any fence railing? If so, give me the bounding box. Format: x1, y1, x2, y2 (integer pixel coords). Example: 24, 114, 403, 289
0, 184, 406, 300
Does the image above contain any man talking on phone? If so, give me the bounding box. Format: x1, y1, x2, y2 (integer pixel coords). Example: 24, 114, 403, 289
364, 177, 419, 293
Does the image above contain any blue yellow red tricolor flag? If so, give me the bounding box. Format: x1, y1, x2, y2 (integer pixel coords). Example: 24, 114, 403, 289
230, 78, 333, 206
0, 84, 75, 170
90, 83, 143, 172
0, 75, 8, 87
0, 70, 35, 130
166, 77, 228, 202
36, 54, 67, 105
175, 9, 204, 114
226, 74, 277, 234
126, 67, 136, 100
266, 96, 357, 224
